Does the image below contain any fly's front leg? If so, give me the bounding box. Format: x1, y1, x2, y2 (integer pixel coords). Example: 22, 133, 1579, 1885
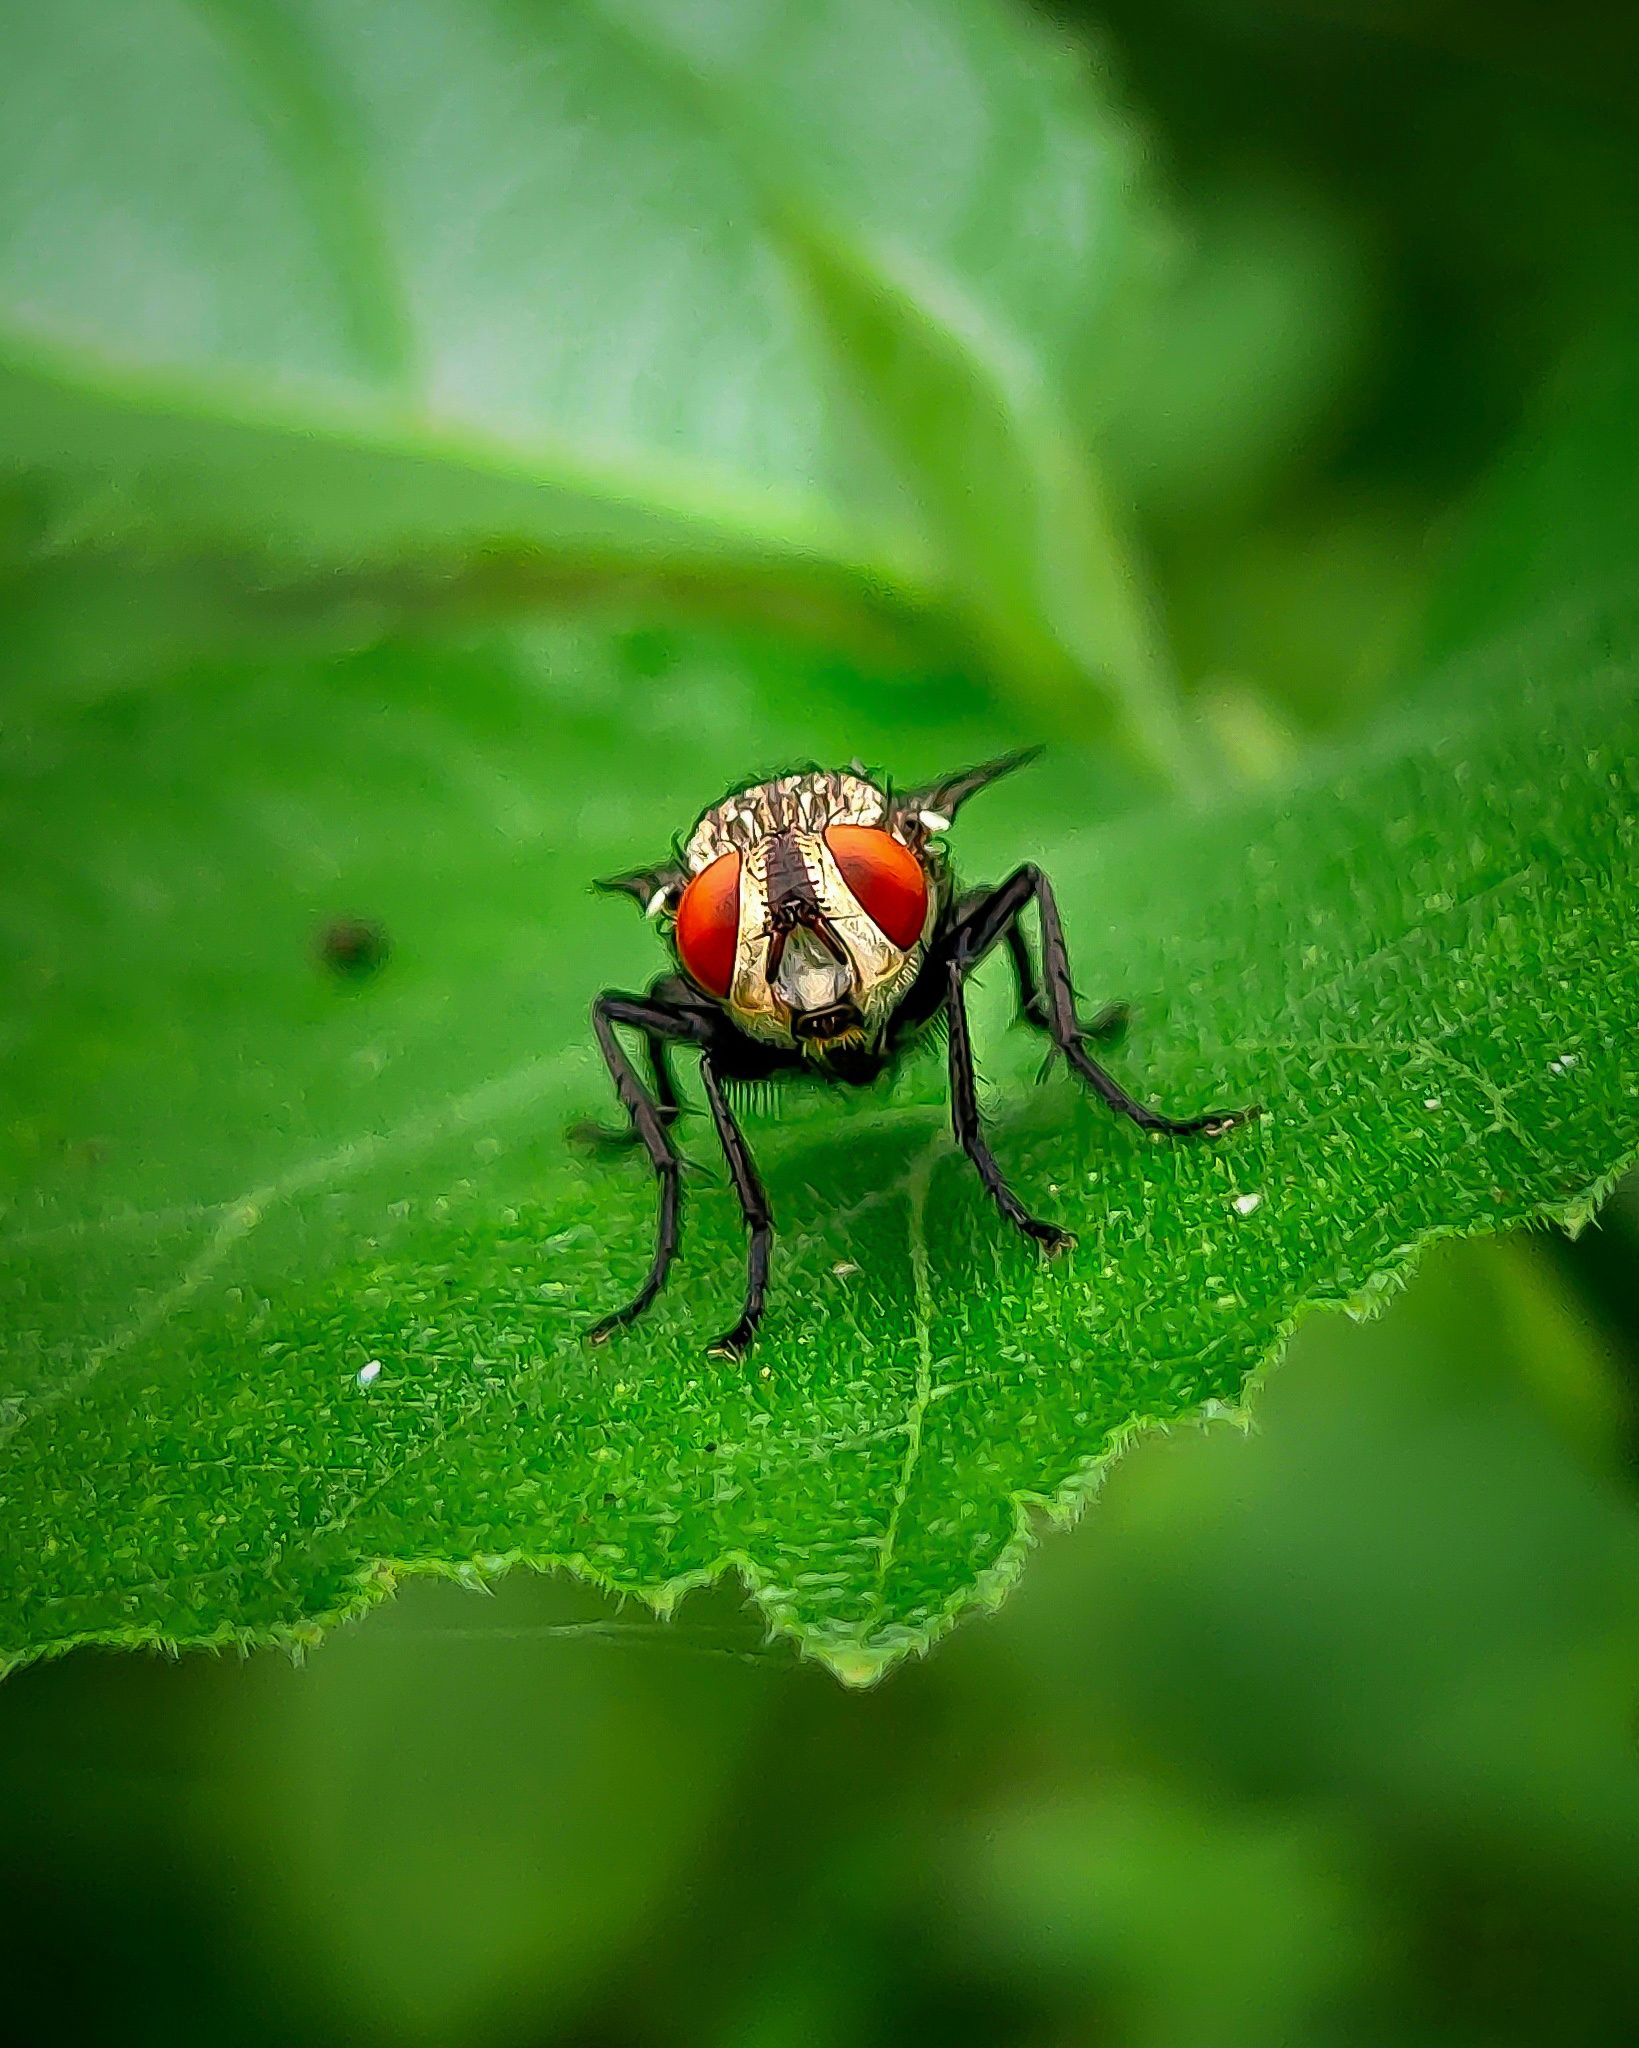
642, 973, 701, 1131
697, 1056, 774, 1358
648, 1032, 682, 1127
1028, 873, 1256, 1136
586, 992, 710, 1344
958, 868, 1258, 1138
570, 969, 690, 1155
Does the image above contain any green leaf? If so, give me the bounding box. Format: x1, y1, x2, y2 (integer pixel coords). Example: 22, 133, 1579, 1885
1099, 176, 1378, 525
1425, 316, 1639, 658
0, 0, 1176, 757
237, 1575, 769, 2040
3, 591, 1637, 1682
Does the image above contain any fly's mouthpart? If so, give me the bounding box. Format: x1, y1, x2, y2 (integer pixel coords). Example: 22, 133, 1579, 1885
772, 920, 853, 1019
791, 1002, 867, 1044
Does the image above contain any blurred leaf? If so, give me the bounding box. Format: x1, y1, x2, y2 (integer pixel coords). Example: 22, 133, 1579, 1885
1, 582, 1637, 1680
1426, 313, 1639, 658
239, 1575, 769, 2044
1483, 1236, 1631, 1476
960, 1230, 1639, 2044
1157, 491, 1427, 732
0, 0, 1183, 760
1000, 1230, 1639, 1884
966, 1783, 1382, 2048
0, 1569, 775, 2047
1101, 177, 1379, 525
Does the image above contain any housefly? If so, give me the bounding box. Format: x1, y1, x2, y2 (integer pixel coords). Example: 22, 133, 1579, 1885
589, 750, 1255, 1356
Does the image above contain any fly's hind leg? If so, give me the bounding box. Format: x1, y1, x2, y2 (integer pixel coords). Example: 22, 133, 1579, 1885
1028, 875, 1256, 1136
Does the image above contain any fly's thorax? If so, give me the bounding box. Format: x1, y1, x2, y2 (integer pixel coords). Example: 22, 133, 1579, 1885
684, 770, 888, 870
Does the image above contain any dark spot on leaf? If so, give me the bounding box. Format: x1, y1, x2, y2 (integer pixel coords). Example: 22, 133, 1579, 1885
316, 917, 390, 979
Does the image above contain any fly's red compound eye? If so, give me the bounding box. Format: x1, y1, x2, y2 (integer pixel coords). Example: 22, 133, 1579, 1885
824, 826, 929, 949
674, 850, 742, 997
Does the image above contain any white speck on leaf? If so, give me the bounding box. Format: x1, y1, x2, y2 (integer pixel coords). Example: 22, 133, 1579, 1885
357, 1360, 382, 1386
1423, 1096, 1443, 1111
1548, 1052, 1579, 1074
1232, 1192, 1262, 1217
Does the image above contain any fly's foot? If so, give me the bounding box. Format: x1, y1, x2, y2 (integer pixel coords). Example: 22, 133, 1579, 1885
1145, 1102, 1262, 1140
1205, 1103, 1262, 1137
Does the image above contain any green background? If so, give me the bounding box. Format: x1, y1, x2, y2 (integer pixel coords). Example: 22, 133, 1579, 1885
5, 0, 1639, 2040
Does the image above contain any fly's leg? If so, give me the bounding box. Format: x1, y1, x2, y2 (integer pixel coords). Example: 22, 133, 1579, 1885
568, 1025, 683, 1153
1030, 872, 1256, 1135
698, 1055, 774, 1358
956, 868, 1259, 1139
649, 1032, 683, 1125
585, 992, 710, 1343
946, 953, 1075, 1252
1002, 919, 1127, 1046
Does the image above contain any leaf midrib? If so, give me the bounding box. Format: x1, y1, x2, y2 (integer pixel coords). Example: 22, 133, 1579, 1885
0, 327, 940, 584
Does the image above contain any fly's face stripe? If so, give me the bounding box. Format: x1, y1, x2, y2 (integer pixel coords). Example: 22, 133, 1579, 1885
725, 830, 932, 1049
